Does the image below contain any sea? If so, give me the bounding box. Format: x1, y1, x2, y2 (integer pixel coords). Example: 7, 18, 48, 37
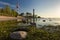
36, 18, 60, 28
17, 18, 60, 28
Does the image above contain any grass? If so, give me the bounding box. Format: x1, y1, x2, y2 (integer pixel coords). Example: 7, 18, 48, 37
0, 20, 19, 40
25, 26, 60, 40
0, 20, 60, 40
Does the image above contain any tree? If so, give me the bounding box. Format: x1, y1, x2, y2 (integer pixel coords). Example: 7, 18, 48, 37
0, 5, 18, 17
0, 8, 4, 15
38, 16, 41, 18
4, 5, 11, 16
12, 9, 18, 17
19, 13, 24, 16
26, 12, 32, 24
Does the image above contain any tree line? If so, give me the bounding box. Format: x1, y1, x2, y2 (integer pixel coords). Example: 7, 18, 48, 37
0, 5, 18, 17
19, 12, 41, 18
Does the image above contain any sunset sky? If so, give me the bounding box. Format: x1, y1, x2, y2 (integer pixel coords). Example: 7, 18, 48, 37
0, 0, 60, 18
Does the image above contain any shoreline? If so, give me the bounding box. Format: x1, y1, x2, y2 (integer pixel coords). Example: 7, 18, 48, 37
0, 16, 17, 21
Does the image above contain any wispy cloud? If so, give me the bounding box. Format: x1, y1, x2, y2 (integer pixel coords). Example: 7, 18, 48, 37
0, 1, 10, 5
0, 1, 15, 7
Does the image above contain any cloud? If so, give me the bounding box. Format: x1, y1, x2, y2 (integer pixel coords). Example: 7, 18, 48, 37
0, 1, 10, 5
0, 1, 15, 7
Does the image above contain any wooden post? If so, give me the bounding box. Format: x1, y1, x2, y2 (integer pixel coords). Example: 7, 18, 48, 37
33, 9, 35, 23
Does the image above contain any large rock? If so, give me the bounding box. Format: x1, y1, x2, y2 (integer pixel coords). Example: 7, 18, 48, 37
10, 31, 27, 40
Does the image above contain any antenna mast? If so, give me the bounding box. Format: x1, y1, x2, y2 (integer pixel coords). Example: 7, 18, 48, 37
16, 0, 19, 14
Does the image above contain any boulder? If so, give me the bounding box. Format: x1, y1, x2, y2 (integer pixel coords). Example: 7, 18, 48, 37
10, 31, 27, 40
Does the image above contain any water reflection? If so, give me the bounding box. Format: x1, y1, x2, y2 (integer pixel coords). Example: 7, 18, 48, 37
18, 18, 60, 28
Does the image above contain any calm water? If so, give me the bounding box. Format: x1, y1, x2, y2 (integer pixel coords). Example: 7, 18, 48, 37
18, 18, 60, 28
36, 18, 60, 28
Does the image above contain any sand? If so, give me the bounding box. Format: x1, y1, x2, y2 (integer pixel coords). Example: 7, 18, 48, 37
0, 16, 17, 21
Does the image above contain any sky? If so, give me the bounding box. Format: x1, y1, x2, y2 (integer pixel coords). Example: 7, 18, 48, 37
0, 0, 60, 18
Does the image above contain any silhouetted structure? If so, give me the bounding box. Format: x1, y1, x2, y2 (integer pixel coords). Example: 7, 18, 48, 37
15, 0, 19, 16
33, 9, 35, 23
31, 9, 36, 26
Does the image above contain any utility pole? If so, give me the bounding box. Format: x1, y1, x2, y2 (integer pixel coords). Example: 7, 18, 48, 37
33, 9, 35, 23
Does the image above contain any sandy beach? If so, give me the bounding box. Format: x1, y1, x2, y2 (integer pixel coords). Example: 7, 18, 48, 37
0, 16, 17, 21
